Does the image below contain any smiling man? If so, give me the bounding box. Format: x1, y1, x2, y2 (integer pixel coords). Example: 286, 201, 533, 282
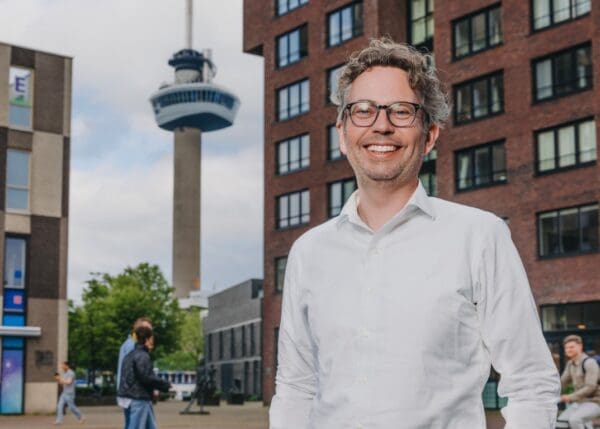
269, 38, 560, 429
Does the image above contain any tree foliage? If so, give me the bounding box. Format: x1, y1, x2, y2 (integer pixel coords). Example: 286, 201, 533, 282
156, 307, 203, 370
68, 263, 184, 382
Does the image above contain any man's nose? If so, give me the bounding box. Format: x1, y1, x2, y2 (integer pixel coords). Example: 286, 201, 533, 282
371, 108, 394, 133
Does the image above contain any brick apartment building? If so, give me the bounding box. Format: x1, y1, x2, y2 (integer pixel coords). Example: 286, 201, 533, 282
243, 0, 600, 404
0, 42, 71, 413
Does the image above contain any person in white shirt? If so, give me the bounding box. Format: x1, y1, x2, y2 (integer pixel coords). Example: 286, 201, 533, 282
269, 37, 560, 429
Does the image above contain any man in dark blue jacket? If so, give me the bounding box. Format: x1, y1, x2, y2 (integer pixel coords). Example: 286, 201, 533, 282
118, 325, 171, 429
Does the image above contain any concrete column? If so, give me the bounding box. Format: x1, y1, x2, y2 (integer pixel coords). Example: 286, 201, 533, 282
173, 128, 201, 298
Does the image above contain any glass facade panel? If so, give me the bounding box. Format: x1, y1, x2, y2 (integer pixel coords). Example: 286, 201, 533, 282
8, 67, 33, 129
6, 150, 30, 211
474, 147, 491, 185
539, 211, 559, 256
472, 79, 489, 118
578, 120, 597, 163
580, 205, 599, 252
328, 125, 342, 160
4, 238, 26, 289
538, 130, 556, 172
457, 152, 472, 190
472, 13, 486, 52
558, 125, 576, 167
535, 60, 553, 100
559, 208, 579, 253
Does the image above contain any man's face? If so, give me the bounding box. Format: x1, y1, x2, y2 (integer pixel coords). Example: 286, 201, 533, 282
564, 340, 583, 360
146, 335, 155, 351
61, 362, 68, 372
337, 66, 439, 188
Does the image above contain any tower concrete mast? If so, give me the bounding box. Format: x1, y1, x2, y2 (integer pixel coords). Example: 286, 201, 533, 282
150, 0, 240, 298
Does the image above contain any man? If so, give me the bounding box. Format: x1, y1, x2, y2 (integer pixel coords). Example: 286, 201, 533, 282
557, 335, 600, 429
54, 361, 84, 425
117, 317, 152, 428
269, 38, 560, 429
118, 325, 171, 429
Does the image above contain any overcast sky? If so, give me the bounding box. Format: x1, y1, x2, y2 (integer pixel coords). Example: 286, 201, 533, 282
0, 0, 265, 303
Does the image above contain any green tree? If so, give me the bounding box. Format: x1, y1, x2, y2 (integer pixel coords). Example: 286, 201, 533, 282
156, 307, 203, 370
68, 263, 184, 385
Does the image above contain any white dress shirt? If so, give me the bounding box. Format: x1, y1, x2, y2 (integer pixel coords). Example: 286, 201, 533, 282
270, 182, 560, 429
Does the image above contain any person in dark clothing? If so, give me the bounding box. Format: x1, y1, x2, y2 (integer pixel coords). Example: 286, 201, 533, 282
118, 325, 171, 429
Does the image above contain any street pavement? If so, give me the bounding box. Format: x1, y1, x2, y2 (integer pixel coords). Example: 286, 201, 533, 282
0, 400, 505, 428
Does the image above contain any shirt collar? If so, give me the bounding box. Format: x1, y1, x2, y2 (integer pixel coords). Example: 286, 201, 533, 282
336, 180, 436, 228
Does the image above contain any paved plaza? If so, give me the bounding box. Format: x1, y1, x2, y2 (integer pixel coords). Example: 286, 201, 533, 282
0, 400, 507, 429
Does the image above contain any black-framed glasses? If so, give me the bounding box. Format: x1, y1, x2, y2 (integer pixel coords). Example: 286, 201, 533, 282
344, 100, 424, 127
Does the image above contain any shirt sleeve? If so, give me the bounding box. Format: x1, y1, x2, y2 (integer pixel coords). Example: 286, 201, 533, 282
269, 241, 317, 429
569, 358, 599, 402
560, 364, 572, 390
476, 218, 560, 429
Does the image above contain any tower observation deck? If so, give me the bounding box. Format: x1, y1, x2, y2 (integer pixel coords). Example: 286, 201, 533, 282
150, 0, 240, 299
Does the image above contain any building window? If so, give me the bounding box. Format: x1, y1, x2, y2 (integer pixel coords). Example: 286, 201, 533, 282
241, 325, 247, 357
533, 43, 592, 102
4, 237, 26, 290
536, 117, 597, 173
327, 2, 363, 47
453, 4, 502, 59
275, 256, 287, 292
253, 360, 260, 396
327, 124, 344, 160
230, 328, 235, 358
532, 0, 591, 31
277, 190, 310, 228
274, 327, 280, 370
328, 178, 356, 218
419, 149, 437, 196
218, 331, 224, 359
409, 0, 434, 49
277, 134, 309, 174
6, 150, 30, 212
327, 64, 345, 103
207, 333, 213, 362
456, 141, 507, 191
8, 67, 33, 129
538, 203, 598, 257
277, 79, 310, 121
277, 25, 308, 68
541, 301, 600, 331
276, 0, 308, 16
250, 323, 256, 355
454, 72, 503, 124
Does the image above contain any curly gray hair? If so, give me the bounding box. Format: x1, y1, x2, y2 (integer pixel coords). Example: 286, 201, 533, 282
332, 37, 450, 130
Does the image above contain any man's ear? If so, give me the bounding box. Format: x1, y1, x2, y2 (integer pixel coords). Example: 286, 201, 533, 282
336, 120, 347, 155
424, 124, 440, 156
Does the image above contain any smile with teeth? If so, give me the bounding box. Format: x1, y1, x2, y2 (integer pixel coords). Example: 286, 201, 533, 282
366, 144, 400, 153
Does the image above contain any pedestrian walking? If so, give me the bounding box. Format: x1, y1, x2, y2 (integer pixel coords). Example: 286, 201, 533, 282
54, 361, 85, 425
269, 37, 560, 429
557, 335, 600, 429
118, 325, 171, 429
117, 317, 153, 428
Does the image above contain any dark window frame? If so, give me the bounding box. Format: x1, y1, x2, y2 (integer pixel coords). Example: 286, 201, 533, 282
534, 116, 597, 175
453, 70, 504, 125
275, 0, 309, 17
274, 256, 287, 293
532, 42, 593, 103
276, 189, 310, 229
408, 0, 434, 51
230, 328, 235, 358
218, 331, 224, 360
250, 323, 256, 355
455, 140, 507, 192
276, 78, 310, 122
241, 325, 247, 357
276, 133, 310, 175
537, 202, 599, 258
327, 1, 364, 48
327, 178, 357, 218
530, 0, 591, 32
452, 3, 503, 60
276, 24, 308, 69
